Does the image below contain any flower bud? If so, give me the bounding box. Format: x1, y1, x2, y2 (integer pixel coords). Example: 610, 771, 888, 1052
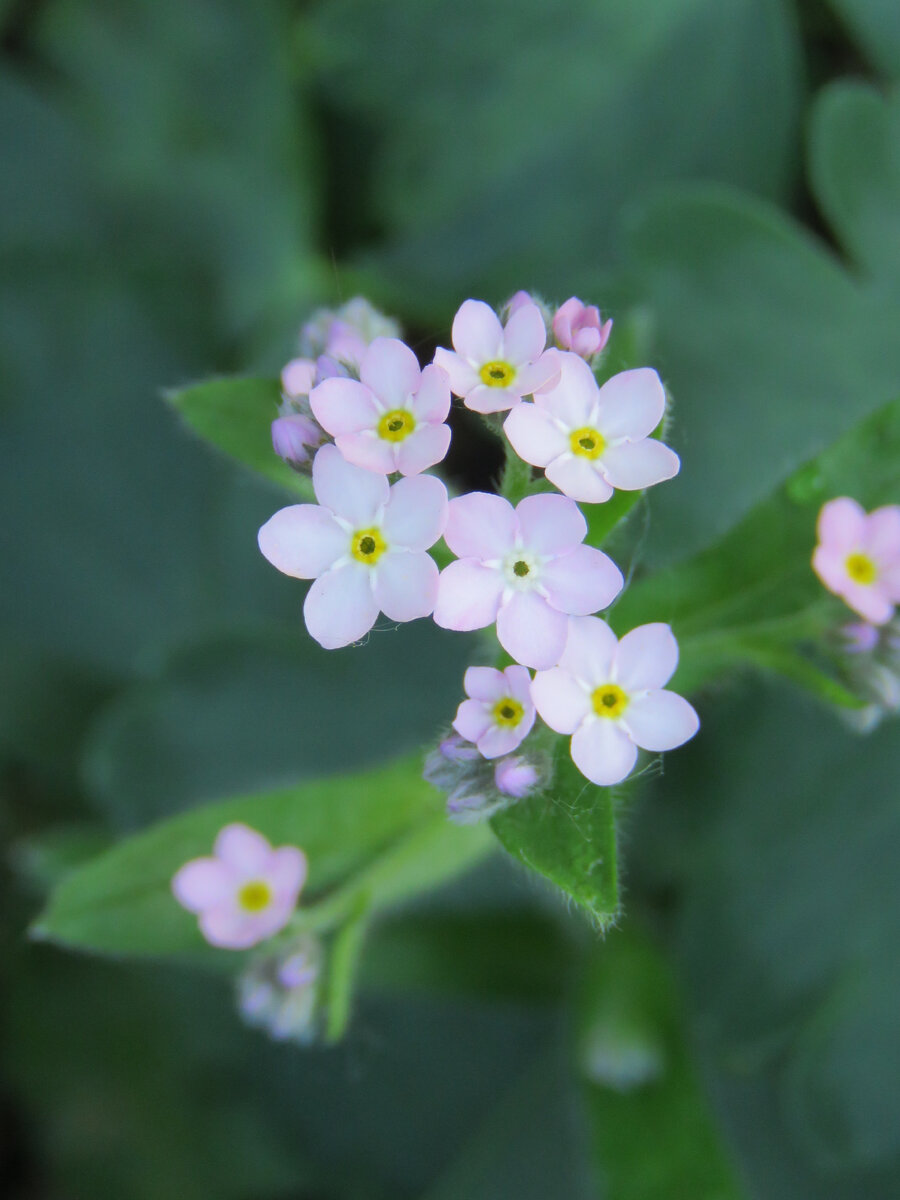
237, 936, 321, 1045
281, 357, 318, 399
552, 297, 612, 359
300, 297, 401, 368
271, 414, 323, 470
494, 755, 540, 798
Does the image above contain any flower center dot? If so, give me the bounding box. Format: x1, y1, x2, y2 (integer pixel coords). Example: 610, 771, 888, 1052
351, 526, 387, 565
377, 408, 416, 442
238, 880, 272, 913
845, 552, 877, 585
479, 360, 516, 388
513, 560, 530, 577
493, 697, 524, 728
591, 683, 628, 719
570, 426, 606, 460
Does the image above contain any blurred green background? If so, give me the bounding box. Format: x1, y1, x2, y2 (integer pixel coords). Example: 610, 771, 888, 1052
2, 1, 899, 1196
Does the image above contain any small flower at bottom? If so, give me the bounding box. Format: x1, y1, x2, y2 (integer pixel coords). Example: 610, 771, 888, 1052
172, 823, 307, 949
258, 444, 448, 649
531, 618, 699, 786
812, 497, 900, 625
453, 665, 535, 758
237, 934, 322, 1044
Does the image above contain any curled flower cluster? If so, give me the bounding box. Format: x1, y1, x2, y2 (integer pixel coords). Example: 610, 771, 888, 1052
259, 294, 698, 801
237, 934, 322, 1043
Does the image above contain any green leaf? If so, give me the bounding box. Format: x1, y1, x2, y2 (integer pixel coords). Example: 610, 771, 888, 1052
34, 754, 491, 957
166, 377, 311, 497
823, 0, 900, 78
491, 740, 620, 928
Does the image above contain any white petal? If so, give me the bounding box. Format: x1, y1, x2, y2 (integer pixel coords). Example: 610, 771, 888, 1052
303, 562, 379, 648
412, 363, 452, 422
501, 302, 547, 365
558, 616, 617, 685
465, 383, 519, 413
453, 698, 493, 743
452, 299, 504, 362
595, 368, 666, 439
433, 347, 479, 397
171, 858, 232, 913
622, 690, 699, 752
571, 720, 637, 786
546, 455, 615, 504
433, 560, 504, 630
382, 474, 448, 549
312, 444, 389, 525
504, 402, 568, 467
445, 492, 516, 558
599, 439, 680, 491
214, 824, 272, 874
517, 492, 586, 555
373, 552, 439, 621
530, 667, 591, 734
258, 505, 346, 579
395, 422, 451, 475
614, 623, 679, 690
496, 591, 569, 669
534, 352, 598, 427
309, 378, 378, 435
335, 431, 398, 475
541, 545, 623, 615
360, 337, 421, 406
464, 666, 507, 702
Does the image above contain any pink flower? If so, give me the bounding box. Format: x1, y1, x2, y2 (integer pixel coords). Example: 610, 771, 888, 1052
271, 414, 323, 469
504, 354, 680, 504
812, 497, 900, 625
172, 823, 307, 949
310, 338, 451, 476
494, 756, 539, 798
552, 297, 612, 359
258, 445, 447, 649
531, 618, 699, 786
434, 299, 561, 414
452, 665, 536, 758
433, 492, 623, 669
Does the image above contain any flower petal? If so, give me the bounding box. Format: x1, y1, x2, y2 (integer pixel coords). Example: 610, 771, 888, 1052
545, 456, 614, 504
496, 591, 568, 669
373, 551, 439, 621
452, 299, 504, 363
312, 444, 389, 525
433, 348, 479, 397
864, 505, 900, 560
501, 302, 547, 365
309, 378, 379, 435
599, 439, 680, 491
504, 664, 534, 705
395, 422, 451, 475
530, 667, 591, 733
465, 384, 520, 414
614, 623, 679, 690
595, 369, 666, 439
445, 492, 516, 558
541, 544, 624, 615
557, 616, 617, 685
571, 720, 638, 786
464, 665, 507, 703
269, 846, 308, 899
412, 363, 452, 422
516, 492, 586, 554
453, 698, 493, 743
258, 505, 346, 579
514, 350, 562, 396
382, 474, 448, 549
840, 580, 895, 625
303, 562, 379, 649
817, 496, 866, 552
434, 560, 504, 630
281, 357, 317, 397
172, 858, 232, 913
360, 337, 421, 406
334, 431, 398, 474
478, 723, 531, 759
622, 690, 699, 752
215, 824, 273, 874
504, 402, 568, 467
534, 352, 598, 427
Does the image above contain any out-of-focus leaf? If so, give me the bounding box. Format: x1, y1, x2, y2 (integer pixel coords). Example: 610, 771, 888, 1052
824, 0, 900, 77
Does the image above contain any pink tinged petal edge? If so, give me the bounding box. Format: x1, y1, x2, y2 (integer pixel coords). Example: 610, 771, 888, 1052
200, 902, 290, 950
599, 439, 681, 491
541, 544, 624, 616
501, 302, 547, 365
382, 473, 449, 550
433, 347, 480, 397
304, 562, 379, 649
840, 580, 895, 625
464, 383, 521, 414
334, 431, 399, 475
464, 666, 508, 703
496, 591, 569, 670
412, 363, 452, 422
514, 351, 562, 397
452, 299, 504, 363
433, 560, 504, 630
595, 369, 666, 440
505, 664, 535, 706
817, 496, 866, 551
444, 491, 516, 559
558, 616, 618, 685
395, 422, 452, 476
172, 858, 232, 913
530, 667, 592, 734
516, 492, 586, 554
258, 505, 346, 579
477, 723, 530, 759
309, 377, 380, 436
622, 690, 699, 753
373, 551, 439, 622
268, 846, 308, 899
613, 623, 679, 691
571, 720, 638, 786
312, 444, 389, 525
864, 506, 900, 560
453, 698, 494, 743
503, 402, 569, 467
546, 455, 615, 504
360, 337, 422, 407
535, 352, 599, 427
215, 824, 275, 874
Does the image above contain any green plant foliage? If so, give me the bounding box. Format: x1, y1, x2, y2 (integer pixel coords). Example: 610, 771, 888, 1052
824, 0, 900, 77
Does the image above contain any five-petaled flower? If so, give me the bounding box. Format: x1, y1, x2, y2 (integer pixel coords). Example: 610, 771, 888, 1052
812, 497, 900, 625
434, 299, 560, 414
453, 665, 536, 758
310, 337, 452, 476
504, 354, 680, 504
172, 823, 307, 949
531, 618, 699, 786
258, 444, 448, 649
433, 492, 623, 669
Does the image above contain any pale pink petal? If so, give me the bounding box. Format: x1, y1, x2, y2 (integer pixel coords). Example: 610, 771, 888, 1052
373, 551, 439, 621
557, 616, 618, 684
864, 506, 900, 560
505, 665, 534, 705
172, 858, 232, 913
546, 456, 615, 504
478, 723, 531, 759
600, 439, 680, 490
613, 623, 680, 691
433, 560, 504, 630
452, 299, 504, 362
464, 665, 508, 703
571, 721, 637, 786
494, 757, 539, 797
514, 350, 562, 396
530, 667, 591, 734
258, 505, 346, 579
506, 290, 534, 315
535, 353, 599, 427
268, 846, 308, 899
841, 581, 894, 625
433, 347, 480, 397
395, 422, 451, 475
445, 492, 516, 558
199, 902, 257, 949
812, 545, 851, 596
622, 690, 699, 752
595, 369, 666, 440
214, 824, 273, 874
817, 497, 866, 551
334, 431, 398, 475
360, 337, 421, 406
411, 363, 452, 422
541, 545, 624, 615
503, 402, 568, 467
303, 562, 379, 648
516, 492, 586, 554
501, 302, 547, 365
309, 378, 379, 435
881, 562, 900, 601
382, 474, 448, 549
465, 384, 520, 414
312, 444, 389, 525
453, 698, 493, 743
496, 591, 569, 669
552, 298, 581, 349
281, 357, 317, 397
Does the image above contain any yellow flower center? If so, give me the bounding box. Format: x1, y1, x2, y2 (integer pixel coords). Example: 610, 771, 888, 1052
845, 552, 877, 585
569, 426, 606, 459
492, 697, 525, 728
351, 526, 388, 565
377, 408, 416, 442
237, 880, 272, 913
479, 360, 516, 388
591, 683, 629, 719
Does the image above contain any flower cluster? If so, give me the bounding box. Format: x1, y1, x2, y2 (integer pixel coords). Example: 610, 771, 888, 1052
258, 293, 698, 805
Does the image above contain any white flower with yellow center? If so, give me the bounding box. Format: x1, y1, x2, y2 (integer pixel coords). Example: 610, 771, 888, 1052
452, 665, 536, 758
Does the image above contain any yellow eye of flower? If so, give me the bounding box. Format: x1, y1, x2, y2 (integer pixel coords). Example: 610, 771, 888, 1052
377, 408, 416, 442
591, 683, 628, 719
237, 880, 272, 912
493, 697, 524, 727
845, 552, 877, 585
569, 426, 605, 460
479, 360, 516, 387
351, 526, 387, 565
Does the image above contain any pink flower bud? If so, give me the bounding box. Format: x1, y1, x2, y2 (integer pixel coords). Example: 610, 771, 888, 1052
281, 357, 318, 398
552, 297, 612, 359
494, 756, 539, 798
271, 414, 322, 468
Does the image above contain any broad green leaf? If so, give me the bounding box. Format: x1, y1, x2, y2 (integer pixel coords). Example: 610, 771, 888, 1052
823, 0, 900, 78
166, 377, 311, 497
491, 740, 620, 928
34, 755, 491, 957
